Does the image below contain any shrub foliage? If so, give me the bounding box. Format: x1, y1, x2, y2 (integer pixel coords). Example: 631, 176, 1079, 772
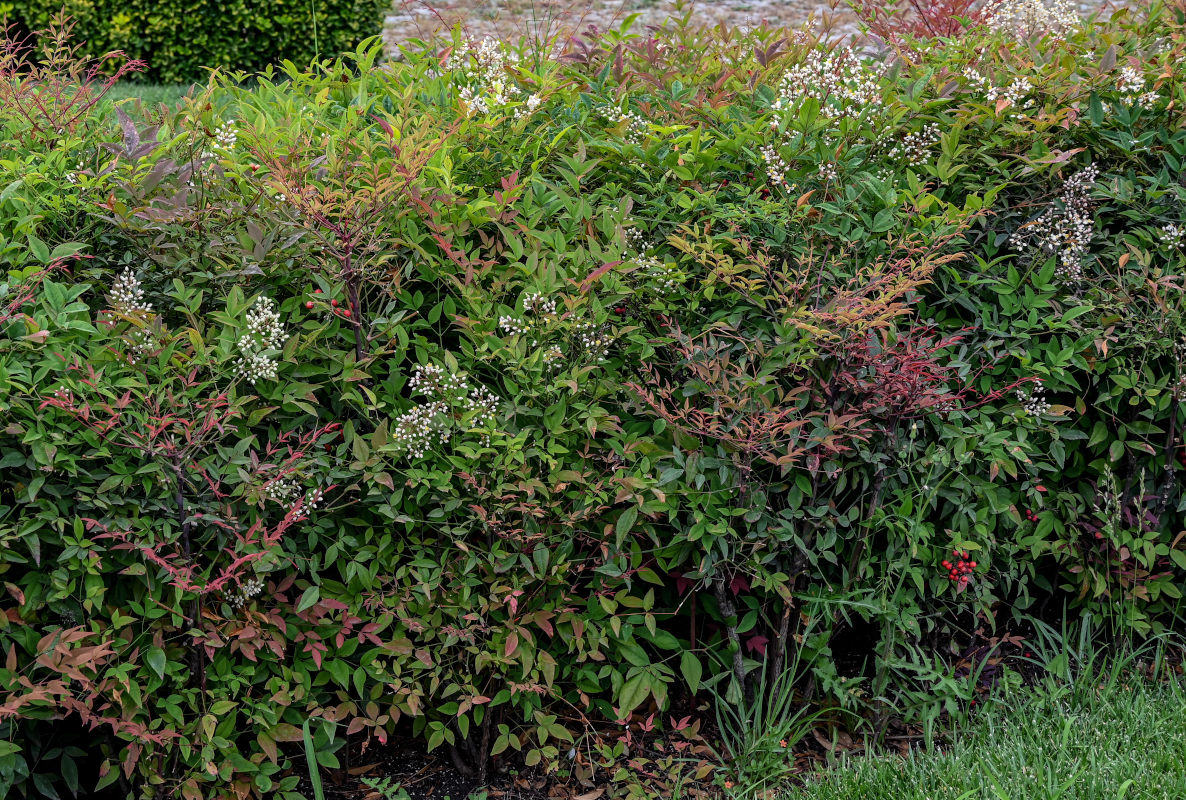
1, 5, 1186, 798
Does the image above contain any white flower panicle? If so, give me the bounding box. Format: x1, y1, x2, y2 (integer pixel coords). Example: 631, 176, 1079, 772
771, 47, 886, 120
393, 364, 502, 458
228, 576, 265, 609
110, 269, 153, 316
523, 292, 558, 315
981, 0, 1079, 39
449, 38, 537, 119
236, 296, 288, 385
986, 76, 1034, 109
213, 120, 237, 150
618, 109, 649, 144
1010, 163, 1099, 283
962, 69, 989, 92
464, 385, 499, 427
885, 123, 941, 165
392, 400, 451, 459
761, 142, 793, 187
1115, 65, 1159, 109
637, 255, 681, 292
499, 315, 531, 336
575, 320, 613, 363
1117, 66, 1144, 95
624, 226, 652, 251
1160, 223, 1184, 248
1017, 383, 1051, 416
264, 476, 301, 504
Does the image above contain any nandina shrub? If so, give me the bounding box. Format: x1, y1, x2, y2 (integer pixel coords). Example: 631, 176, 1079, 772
2, 5, 1186, 799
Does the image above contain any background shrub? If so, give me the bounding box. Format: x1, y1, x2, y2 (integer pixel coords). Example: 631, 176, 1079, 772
0, 0, 390, 83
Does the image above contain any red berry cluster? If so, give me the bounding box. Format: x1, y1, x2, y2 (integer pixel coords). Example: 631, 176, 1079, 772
1023, 508, 1038, 522
305, 289, 352, 317
941, 550, 976, 583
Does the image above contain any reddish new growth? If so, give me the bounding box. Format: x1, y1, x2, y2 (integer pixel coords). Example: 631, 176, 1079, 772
0, 628, 179, 780
0, 260, 68, 326
823, 324, 1034, 420
628, 321, 869, 473
80, 422, 338, 597
0, 15, 145, 144
849, 0, 990, 43
40, 362, 339, 595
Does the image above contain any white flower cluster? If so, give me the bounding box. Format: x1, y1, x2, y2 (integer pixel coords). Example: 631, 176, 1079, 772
110, 268, 153, 316
1117, 66, 1144, 95
65, 159, 84, 185
1160, 223, 1184, 247
1017, 383, 1051, 416
464, 384, 499, 427
500, 292, 560, 339
523, 292, 558, 315
1010, 164, 1099, 283
409, 362, 467, 393
624, 226, 651, 251
393, 364, 502, 458
236, 296, 288, 385
818, 162, 840, 182
200, 120, 238, 160
305, 487, 325, 510
981, 0, 1079, 40
392, 400, 451, 458
228, 576, 265, 610
962, 69, 988, 92
109, 269, 156, 362
637, 255, 682, 292
499, 315, 531, 335
448, 38, 537, 119
1116, 65, 1159, 109
618, 109, 650, 144
264, 476, 301, 504
761, 142, 793, 187
885, 123, 941, 165
575, 320, 613, 363
771, 47, 886, 120
986, 76, 1034, 109
214, 120, 237, 150
515, 93, 543, 121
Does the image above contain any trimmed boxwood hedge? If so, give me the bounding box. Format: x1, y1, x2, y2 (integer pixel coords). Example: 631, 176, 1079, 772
0, 0, 390, 83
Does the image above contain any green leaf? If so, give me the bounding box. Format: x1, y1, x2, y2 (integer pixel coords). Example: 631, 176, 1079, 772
615, 506, 638, 542
618, 673, 650, 717
680, 651, 702, 693
296, 585, 320, 613
145, 647, 166, 679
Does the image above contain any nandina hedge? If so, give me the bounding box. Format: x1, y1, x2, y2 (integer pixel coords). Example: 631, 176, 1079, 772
1, 4, 1186, 798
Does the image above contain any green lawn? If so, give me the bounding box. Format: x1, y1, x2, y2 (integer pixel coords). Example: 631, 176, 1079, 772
792, 676, 1186, 800
103, 83, 196, 106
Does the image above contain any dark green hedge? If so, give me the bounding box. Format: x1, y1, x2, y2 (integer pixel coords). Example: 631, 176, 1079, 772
1, 0, 390, 83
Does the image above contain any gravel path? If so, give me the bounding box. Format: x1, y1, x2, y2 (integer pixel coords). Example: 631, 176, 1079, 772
382, 0, 1125, 52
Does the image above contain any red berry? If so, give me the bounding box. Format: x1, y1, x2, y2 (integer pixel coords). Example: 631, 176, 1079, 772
306, 301, 314, 309
969, 561, 977, 568
942, 560, 952, 569
314, 289, 322, 294
331, 299, 339, 307
343, 309, 351, 318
